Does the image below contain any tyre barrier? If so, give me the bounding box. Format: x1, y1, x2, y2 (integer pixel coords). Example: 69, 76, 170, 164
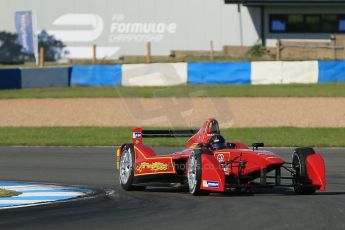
122, 63, 187, 86
71, 64, 121, 86
188, 62, 251, 84
21, 67, 70, 88
0, 61, 344, 89
0, 67, 70, 89
0, 68, 21, 89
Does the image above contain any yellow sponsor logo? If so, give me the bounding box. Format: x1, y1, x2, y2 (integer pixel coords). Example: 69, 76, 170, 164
137, 162, 168, 172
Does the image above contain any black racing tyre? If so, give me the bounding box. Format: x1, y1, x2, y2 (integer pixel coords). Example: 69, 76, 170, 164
119, 144, 145, 191
292, 147, 316, 195
187, 150, 210, 196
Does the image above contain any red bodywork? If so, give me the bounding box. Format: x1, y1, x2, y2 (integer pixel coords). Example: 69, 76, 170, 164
306, 154, 326, 191
118, 118, 326, 193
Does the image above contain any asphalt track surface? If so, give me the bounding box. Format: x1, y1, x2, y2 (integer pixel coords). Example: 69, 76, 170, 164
0, 147, 344, 230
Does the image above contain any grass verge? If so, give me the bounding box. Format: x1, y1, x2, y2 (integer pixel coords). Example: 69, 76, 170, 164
0, 127, 344, 147
0, 189, 20, 198
1, 83, 345, 99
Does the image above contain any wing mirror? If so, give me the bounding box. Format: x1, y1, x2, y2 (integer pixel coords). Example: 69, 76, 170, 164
252, 142, 264, 150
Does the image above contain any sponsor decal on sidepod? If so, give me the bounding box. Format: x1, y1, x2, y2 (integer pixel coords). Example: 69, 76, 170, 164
202, 180, 220, 188
133, 132, 142, 138
136, 162, 168, 172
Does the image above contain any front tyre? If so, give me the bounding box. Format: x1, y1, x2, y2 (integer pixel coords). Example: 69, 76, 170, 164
119, 144, 145, 191
119, 144, 135, 190
292, 147, 316, 195
187, 151, 209, 196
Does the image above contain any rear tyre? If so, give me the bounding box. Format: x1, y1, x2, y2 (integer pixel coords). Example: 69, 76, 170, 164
187, 150, 209, 196
292, 147, 316, 195
119, 144, 145, 191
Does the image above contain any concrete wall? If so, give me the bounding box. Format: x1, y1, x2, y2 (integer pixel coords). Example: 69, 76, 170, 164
2, 1, 345, 58
0, 0, 260, 59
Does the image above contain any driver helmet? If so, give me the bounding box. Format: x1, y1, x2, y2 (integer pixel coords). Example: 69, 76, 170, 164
208, 135, 226, 150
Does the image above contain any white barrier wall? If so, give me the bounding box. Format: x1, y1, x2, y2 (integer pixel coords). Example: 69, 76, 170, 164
251, 61, 283, 85
122, 63, 188, 86
251, 61, 319, 85
282, 61, 319, 84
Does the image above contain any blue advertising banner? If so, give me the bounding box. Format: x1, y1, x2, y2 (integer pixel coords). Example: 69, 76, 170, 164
15, 11, 35, 54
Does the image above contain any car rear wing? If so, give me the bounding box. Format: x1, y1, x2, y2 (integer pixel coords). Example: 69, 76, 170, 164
132, 128, 198, 144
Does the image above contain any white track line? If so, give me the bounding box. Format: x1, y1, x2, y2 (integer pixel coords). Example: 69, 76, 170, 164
0, 182, 92, 210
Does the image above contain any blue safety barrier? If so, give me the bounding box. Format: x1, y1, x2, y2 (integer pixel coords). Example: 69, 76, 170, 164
187, 62, 251, 84
3, 61, 345, 90
0, 68, 21, 89
21, 67, 70, 88
71, 65, 122, 86
318, 61, 345, 83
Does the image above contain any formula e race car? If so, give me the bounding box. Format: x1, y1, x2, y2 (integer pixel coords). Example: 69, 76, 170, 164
116, 118, 326, 195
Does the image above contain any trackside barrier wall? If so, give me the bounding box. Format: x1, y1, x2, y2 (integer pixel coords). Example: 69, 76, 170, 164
282, 61, 318, 84
251, 61, 319, 85
71, 65, 122, 86
122, 63, 188, 86
187, 62, 251, 84
1, 61, 345, 90
21, 67, 70, 88
251, 61, 283, 84
0, 68, 21, 89
318, 60, 345, 82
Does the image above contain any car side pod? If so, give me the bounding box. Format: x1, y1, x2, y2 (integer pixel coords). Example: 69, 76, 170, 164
200, 154, 226, 192
306, 153, 326, 191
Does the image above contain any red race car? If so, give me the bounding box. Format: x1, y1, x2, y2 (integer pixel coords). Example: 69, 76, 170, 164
116, 118, 326, 195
